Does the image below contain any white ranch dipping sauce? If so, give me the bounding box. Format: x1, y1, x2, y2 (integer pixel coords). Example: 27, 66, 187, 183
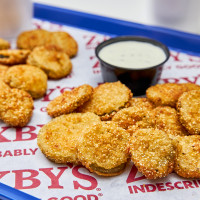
99, 41, 167, 69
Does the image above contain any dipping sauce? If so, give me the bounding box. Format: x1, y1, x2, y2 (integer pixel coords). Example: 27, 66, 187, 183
98, 41, 167, 69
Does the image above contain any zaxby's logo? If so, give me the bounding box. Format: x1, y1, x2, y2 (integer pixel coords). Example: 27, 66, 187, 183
126, 164, 200, 195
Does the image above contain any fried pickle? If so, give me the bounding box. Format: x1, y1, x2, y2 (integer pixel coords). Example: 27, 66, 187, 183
47, 84, 93, 117
112, 106, 154, 131
0, 49, 30, 65
0, 38, 10, 50
129, 97, 155, 109
78, 81, 133, 120
0, 88, 33, 127
0, 64, 8, 79
4, 64, 47, 99
37, 113, 101, 164
27, 45, 72, 79
129, 128, 175, 179
177, 90, 200, 135
174, 135, 200, 178
17, 29, 50, 50
153, 106, 188, 136
77, 121, 130, 176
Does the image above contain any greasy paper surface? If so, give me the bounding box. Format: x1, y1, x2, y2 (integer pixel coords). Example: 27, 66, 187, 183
0, 19, 200, 200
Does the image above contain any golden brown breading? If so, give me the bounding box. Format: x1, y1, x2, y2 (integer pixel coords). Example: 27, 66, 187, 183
129, 97, 155, 109
78, 81, 133, 120
112, 106, 154, 131
47, 84, 93, 117
0, 88, 33, 127
129, 128, 175, 179
0, 49, 30, 65
182, 83, 200, 91
0, 80, 10, 90
0, 64, 8, 79
27, 45, 72, 79
49, 31, 78, 58
177, 90, 200, 135
153, 106, 188, 136
146, 83, 186, 107
77, 121, 130, 176
37, 113, 101, 164
0, 38, 10, 50
174, 135, 200, 178
17, 29, 78, 58
4, 64, 47, 99
17, 29, 50, 50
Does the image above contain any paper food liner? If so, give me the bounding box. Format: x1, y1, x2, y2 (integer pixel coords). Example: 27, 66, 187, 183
0, 19, 200, 200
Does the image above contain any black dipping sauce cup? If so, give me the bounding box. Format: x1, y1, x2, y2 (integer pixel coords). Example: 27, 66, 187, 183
95, 36, 170, 96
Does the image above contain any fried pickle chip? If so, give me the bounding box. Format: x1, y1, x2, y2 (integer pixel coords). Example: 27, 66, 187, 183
177, 90, 200, 135
27, 46, 72, 79
17, 29, 50, 50
0, 88, 33, 127
146, 83, 200, 108
0, 38, 10, 50
4, 64, 47, 99
146, 83, 186, 107
37, 113, 101, 164
129, 97, 155, 109
47, 84, 93, 117
0, 49, 30, 65
49, 32, 78, 58
153, 106, 188, 136
78, 81, 133, 120
174, 135, 200, 178
77, 121, 130, 176
112, 106, 154, 131
0, 80, 10, 90
17, 29, 78, 57
129, 128, 175, 179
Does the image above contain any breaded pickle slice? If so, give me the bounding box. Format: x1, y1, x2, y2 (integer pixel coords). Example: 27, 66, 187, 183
37, 113, 100, 164
27, 46, 72, 79
78, 81, 133, 120
4, 64, 47, 99
77, 121, 130, 176
129, 128, 175, 179
129, 97, 155, 109
47, 84, 93, 117
112, 106, 154, 131
0, 65, 8, 79
174, 135, 200, 178
0, 88, 33, 127
153, 106, 188, 136
177, 90, 200, 135
0, 49, 30, 65
0, 38, 10, 50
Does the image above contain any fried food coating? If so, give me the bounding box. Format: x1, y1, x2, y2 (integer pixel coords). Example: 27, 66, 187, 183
174, 135, 200, 178
77, 121, 130, 176
112, 106, 154, 131
37, 113, 101, 164
0, 80, 10, 90
49, 31, 78, 58
27, 46, 72, 79
177, 90, 200, 135
0, 64, 8, 79
0, 49, 30, 65
129, 128, 175, 179
146, 83, 186, 107
47, 84, 93, 117
146, 83, 200, 108
0, 88, 33, 127
17, 29, 78, 57
78, 81, 133, 120
153, 106, 188, 136
129, 97, 155, 109
0, 38, 10, 50
4, 64, 47, 99
17, 29, 50, 50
